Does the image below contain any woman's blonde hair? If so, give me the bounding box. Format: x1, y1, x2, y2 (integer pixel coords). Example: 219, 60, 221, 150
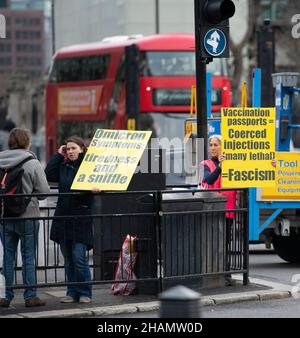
208, 134, 222, 144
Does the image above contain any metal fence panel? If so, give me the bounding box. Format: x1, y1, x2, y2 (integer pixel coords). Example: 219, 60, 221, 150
0, 189, 248, 294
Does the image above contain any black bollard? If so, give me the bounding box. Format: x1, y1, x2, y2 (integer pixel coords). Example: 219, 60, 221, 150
159, 285, 201, 318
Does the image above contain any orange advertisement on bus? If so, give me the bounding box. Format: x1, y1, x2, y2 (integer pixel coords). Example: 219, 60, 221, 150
58, 86, 103, 115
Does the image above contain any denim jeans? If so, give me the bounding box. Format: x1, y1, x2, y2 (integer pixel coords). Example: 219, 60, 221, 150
0, 220, 39, 301
60, 241, 92, 300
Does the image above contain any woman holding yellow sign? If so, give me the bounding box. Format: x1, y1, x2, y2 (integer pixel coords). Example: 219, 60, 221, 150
45, 136, 93, 304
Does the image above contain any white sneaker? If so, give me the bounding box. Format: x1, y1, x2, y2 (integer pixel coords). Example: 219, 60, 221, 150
79, 296, 91, 304
60, 296, 76, 303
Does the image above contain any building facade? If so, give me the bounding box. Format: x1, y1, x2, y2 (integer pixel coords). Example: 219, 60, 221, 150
0, 8, 44, 79
10, 0, 52, 68
0, 1, 47, 143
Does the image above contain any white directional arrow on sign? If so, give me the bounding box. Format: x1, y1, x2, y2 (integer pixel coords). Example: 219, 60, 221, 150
207, 30, 220, 53
211, 31, 220, 42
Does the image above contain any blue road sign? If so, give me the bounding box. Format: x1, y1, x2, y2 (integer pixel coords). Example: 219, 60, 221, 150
208, 119, 220, 137
204, 28, 227, 57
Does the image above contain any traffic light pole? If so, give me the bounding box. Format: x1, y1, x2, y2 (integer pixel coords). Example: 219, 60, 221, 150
196, 57, 209, 160
194, 0, 209, 160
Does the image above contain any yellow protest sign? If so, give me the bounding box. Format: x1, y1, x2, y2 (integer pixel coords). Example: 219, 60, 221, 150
262, 152, 300, 200
71, 129, 152, 191
221, 107, 276, 188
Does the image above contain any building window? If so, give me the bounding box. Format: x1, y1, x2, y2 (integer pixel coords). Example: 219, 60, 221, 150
31, 18, 40, 26
258, 0, 287, 24
29, 69, 41, 78
0, 44, 11, 52
33, 44, 41, 52
16, 44, 41, 52
0, 57, 12, 65
0, 0, 9, 8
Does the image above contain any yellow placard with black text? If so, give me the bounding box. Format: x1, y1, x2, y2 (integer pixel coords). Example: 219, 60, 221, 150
262, 152, 300, 200
221, 107, 276, 188
71, 129, 152, 191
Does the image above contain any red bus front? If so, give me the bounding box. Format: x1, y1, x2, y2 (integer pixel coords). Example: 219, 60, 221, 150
137, 48, 231, 139
45, 34, 232, 160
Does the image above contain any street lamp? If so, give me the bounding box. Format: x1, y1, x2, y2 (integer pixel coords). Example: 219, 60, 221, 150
155, 0, 159, 34
51, 0, 55, 53
32, 93, 38, 134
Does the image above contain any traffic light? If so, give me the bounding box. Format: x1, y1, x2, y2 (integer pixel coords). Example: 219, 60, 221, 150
197, 0, 235, 58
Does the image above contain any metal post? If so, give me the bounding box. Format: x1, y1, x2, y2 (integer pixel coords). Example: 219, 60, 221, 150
125, 45, 140, 130
51, 0, 56, 54
257, 19, 275, 108
155, 0, 159, 34
155, 191, 163, 293
159, 285, 201, 318
31, 93, 38, 135
243, 189, 249, 285
194, 0, 210, 160
248, 68, 261, 241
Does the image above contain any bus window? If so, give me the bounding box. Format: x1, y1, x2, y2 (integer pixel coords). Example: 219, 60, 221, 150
140, 112, 189, 140
140, 51, 225, 78
207, 58, 227, 77
140, 51, 195, 77
49, 55, 110, 83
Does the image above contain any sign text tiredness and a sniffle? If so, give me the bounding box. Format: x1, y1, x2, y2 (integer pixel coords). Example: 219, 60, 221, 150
221, 107, 276, 188
71, 129, 152, 191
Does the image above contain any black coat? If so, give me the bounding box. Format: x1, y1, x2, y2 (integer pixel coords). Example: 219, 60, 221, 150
45, 153, 93, 250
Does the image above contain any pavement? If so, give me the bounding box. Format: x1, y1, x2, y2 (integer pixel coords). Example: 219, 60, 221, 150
0, 274, 296, 318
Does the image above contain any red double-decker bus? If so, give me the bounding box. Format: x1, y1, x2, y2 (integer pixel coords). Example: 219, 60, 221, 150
46, 33, 232, 160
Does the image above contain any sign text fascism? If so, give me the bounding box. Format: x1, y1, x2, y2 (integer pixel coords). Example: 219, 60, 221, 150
262, 152, 300, 200
71, 129, 152, 191
221, 107, 276, 188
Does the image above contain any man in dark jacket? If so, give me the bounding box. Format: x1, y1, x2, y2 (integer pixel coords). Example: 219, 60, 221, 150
45, 136, 93, 304
0, 128, 50, 308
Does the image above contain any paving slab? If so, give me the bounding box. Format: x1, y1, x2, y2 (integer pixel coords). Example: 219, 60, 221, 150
0, 277, 293, 318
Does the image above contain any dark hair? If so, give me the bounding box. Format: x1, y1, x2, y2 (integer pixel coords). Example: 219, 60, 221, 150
8, 128, 31, 150
65, 136, 87, 153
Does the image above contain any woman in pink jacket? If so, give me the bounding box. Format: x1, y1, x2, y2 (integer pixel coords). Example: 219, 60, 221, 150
200, 134, 237, 285
200, 135, 237, 218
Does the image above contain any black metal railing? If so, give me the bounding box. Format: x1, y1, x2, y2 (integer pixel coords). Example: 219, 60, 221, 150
0, 188, 249, 294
